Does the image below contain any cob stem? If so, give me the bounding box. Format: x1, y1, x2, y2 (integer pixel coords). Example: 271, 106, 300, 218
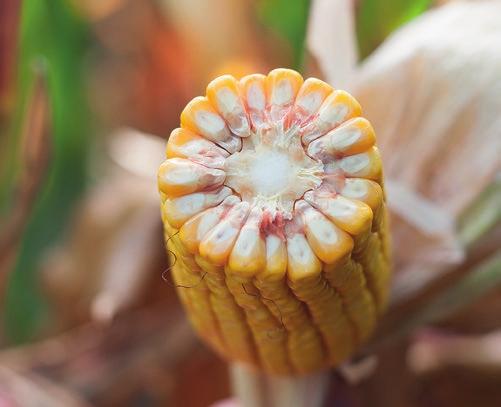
230, 363, 330, 407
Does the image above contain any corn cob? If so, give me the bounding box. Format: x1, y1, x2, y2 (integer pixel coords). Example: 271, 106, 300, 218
158, 68, 391, 375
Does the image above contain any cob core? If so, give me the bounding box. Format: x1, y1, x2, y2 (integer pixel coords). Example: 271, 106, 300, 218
159, 68, 391, 375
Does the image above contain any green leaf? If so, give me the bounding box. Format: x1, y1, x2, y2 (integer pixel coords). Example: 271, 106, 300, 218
4, 0, 92, 343
458, 180, 501, 247
256, 0, 311, 71
356, 0, 432, 59
370, 252, 501, 352
411, 252, 501, 325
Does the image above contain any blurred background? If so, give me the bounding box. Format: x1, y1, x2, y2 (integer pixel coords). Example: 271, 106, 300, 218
0, 0, 500, 406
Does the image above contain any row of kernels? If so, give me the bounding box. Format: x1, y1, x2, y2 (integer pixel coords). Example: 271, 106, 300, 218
288, 274, 355, 365
225, 276, 291, 374
178, 69, 363, 150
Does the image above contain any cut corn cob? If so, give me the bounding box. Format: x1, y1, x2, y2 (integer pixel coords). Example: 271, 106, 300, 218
158, 68, 391, 375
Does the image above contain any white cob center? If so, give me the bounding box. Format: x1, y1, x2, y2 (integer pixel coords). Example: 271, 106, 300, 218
224, 124, 323, 218
247, 148, 291, 195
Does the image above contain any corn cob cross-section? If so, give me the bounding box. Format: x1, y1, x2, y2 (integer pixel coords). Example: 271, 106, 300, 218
158, 68, 391, 375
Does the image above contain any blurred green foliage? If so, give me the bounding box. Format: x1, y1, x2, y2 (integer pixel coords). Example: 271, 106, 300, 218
4, 0, 91, 343
401, 251, 501, 335
458, 180, 501, 247
256, 0, 430, 69
256, 0, 311, 71
356, 0, 432, 59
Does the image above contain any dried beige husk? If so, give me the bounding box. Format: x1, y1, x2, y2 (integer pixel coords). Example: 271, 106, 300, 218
307, 0, 358, 88
308, 0, 501, 300
42, 129, 166, 328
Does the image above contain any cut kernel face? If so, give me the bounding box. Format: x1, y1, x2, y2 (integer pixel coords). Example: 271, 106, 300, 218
159, 68, 390, 375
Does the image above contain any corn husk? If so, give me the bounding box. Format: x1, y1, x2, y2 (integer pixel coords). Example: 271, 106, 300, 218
308, 0, 501, 302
